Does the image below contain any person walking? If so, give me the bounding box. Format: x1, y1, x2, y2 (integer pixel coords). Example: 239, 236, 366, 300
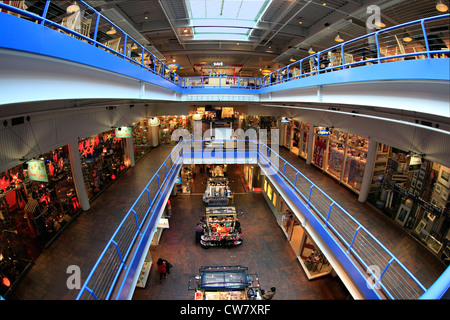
157, 258, 167, 282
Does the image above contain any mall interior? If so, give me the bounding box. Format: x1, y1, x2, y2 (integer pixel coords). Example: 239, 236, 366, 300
0, 0, 449, 302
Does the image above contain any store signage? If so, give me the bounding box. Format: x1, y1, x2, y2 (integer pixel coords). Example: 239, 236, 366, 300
115, 126, 132, 138
168, 63, 181, 70
280, 117, 291, 123
261, 69, 271, 76
211, 61, 225, 67
316, 129, 331, 136
27, 160, 48, 182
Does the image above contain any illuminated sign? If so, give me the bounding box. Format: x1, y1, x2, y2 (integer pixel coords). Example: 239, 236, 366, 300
261, 69, 271, 76
115, 126, 132, 138
316, 129, 331, 136
27, 160, 48, 182
280, 117, 291, 123
211, 61, 225, 67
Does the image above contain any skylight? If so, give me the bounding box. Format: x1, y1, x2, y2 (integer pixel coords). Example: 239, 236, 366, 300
185, 0, 272, 41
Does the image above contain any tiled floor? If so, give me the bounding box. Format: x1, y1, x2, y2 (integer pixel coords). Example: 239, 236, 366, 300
7, 145, 446, 300
132, 165, 349, 300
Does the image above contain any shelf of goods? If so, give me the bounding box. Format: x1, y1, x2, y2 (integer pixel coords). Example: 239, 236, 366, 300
188, 266, 262, 300
203, 177, 233, 206
200, 206, 242, 248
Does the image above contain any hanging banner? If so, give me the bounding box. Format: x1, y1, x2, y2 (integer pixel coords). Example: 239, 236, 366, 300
27, 160, 48, 182
115, 126, 132, 138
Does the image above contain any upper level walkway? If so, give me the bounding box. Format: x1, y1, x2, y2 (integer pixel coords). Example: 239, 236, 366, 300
8, 143, 446, 300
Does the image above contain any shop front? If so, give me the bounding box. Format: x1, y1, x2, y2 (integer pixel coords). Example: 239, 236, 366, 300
262, 176, 333, 279
312, 127, 368, 194
158, 115, 191, 145
188, 266, 262, 300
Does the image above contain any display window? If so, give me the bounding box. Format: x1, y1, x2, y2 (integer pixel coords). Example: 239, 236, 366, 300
299, 233, 333, 279
189, 266, 262, 300
202, 176, 232, 205
0, 145, 80, 296
298, 122, 309, 159
366, 145, 450, 265
79, 129, 128, 200
313, 128, 368, 193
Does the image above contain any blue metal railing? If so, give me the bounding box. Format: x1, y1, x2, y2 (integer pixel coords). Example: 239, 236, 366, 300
75, 139, 447, 300
76, 142, 183, 300
0, 2, 448, 90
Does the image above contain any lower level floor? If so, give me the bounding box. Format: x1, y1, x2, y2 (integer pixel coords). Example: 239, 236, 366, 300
132, 190, 349, 300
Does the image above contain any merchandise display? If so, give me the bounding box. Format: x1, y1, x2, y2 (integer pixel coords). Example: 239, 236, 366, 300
200, 206, 242, 248
188, 266, 262, 300
202, 177, 233, 206
79, 129, 129, 200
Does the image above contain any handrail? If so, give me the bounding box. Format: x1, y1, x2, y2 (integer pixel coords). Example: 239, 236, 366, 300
76, 142, 183, 300
257, 140, 429, 299
0, 2, 448, 90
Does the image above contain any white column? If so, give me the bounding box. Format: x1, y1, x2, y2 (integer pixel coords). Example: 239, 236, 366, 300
68, 139, 90, 211
125, 137, 135, 167
358, 138, 377, 203
149, 117, 160, 147
306, 124, 315, 165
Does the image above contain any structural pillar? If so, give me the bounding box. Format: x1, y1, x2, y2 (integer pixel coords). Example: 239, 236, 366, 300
125, 137, 135, 167
358, 138, 378, 203
306, 124, 315, 165
68, 138, 90, 211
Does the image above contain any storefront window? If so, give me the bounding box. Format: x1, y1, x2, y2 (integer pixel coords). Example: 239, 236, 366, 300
79, 129, 128, 200
133, 119, 152, 162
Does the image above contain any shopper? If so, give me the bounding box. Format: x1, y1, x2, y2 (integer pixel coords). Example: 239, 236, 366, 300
195, 223, 204, 244
262, 287, 276, 300
157, 258, 167, 281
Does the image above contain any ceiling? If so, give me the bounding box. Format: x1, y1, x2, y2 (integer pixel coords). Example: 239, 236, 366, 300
81, 0, 447, 77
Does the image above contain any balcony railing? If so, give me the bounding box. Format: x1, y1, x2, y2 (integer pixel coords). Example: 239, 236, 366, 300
0, 1, 448, 90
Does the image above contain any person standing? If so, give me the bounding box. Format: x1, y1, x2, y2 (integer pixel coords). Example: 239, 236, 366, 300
262, 287, 276, 300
